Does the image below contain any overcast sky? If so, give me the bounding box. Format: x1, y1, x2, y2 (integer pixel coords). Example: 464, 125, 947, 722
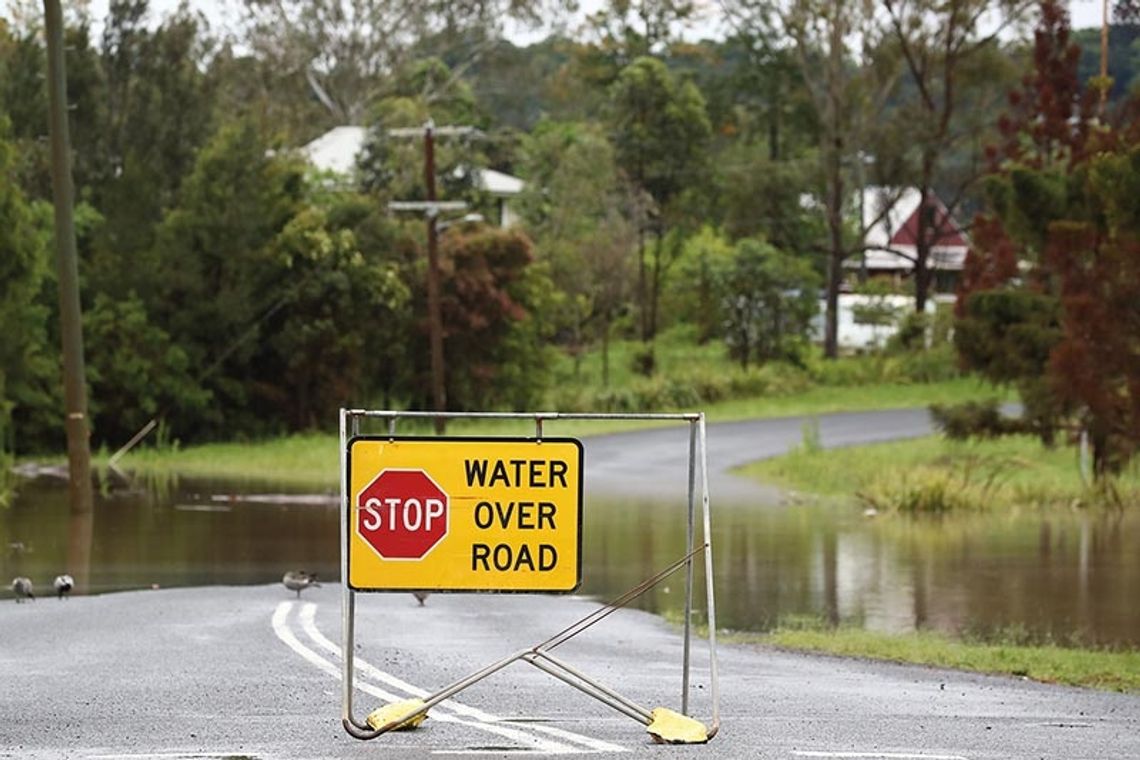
81, 0, 1110, 43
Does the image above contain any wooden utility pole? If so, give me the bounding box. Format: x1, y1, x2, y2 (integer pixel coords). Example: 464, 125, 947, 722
1101, 0, 1109, 113
389, 122, 478, 434
422, 125, 447, 435
43, 0, 94, 520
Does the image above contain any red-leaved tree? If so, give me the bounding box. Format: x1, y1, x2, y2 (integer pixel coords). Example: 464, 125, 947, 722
955, 2, 1140, 476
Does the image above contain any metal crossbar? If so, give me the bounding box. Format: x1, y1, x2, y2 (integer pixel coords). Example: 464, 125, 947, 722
339, 409, 720, 743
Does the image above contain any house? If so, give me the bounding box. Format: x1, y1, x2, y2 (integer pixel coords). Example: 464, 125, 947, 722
856, 187, 970, 293
298, 126, 525, 227
812, 293, 953, 351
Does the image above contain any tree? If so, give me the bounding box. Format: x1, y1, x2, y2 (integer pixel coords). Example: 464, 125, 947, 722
851, 280, 906, 349
0, 121, 58, 453
956, 2, 1140, 476
879, 0, 1029, 313
149, 120, 305, 437
88, 2, 218, 301
1043, 148, 1140, 476
435, 225, 554, 411
261, 207, 410, 428
84, 293, 208, 445
325, 196, 422, 409
992, 0, 1095, 171
722, 0, 908, 359
721, 238, 820, 368
665, 226, 734, 344
355, 60, 489, 207
239, 0, 559, 127
719, 142, 822, 256
578, 0, 698, 89
0, 13, 106, 201
608, 56, 710, 345
518, 120, 636, 383
706, 31, 817, 162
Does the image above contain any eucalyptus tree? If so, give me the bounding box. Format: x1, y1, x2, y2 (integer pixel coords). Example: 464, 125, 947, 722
239, 0, 567, 127
721, 0, 907, 358
608, 56, 711, 347
878, 0, 1030, 313
518, 120, 637, 384
577, 0, 699, 90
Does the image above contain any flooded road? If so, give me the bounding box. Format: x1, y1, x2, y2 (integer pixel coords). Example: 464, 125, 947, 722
5, 464, 1139, 646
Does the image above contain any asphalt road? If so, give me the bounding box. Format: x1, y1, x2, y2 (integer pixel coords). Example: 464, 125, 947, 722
3, 410, 1138, 759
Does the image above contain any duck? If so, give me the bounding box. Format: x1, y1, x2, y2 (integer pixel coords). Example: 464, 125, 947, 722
282, 571, 320, 598
11, 576, 35, 602
53, 574, 74, 600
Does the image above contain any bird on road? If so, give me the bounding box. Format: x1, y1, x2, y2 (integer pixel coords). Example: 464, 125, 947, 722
283, 571, 320, 598
53, 574, 74, 600
11, 576, 35, 602
412, 591, 430, 606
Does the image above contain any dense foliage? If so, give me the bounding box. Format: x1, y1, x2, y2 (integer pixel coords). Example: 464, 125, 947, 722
955, 1, 1140, 477
1, 0, 1137, 459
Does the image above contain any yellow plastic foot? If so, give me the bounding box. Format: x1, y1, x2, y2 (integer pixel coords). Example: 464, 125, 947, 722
366, 698, 429, 731
646, 707, 709, 744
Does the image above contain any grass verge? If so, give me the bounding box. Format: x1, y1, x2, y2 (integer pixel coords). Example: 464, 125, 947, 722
729, 625, 1140, 693
108, 377, 996, 487
743, 434, 1140, 511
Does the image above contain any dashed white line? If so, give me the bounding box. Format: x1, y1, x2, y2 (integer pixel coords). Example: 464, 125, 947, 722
791, 753, 968, 760
296, 603, 626, 754
272, 601, 624, 755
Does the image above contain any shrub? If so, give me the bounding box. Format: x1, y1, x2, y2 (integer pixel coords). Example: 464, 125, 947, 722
897, 344, 961, 383
857, 468, 981, 513
930, 399, 1024, 440
631, 347, 656, 376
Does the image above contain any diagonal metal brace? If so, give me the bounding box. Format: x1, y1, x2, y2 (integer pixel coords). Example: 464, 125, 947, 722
344, 547, 709, 739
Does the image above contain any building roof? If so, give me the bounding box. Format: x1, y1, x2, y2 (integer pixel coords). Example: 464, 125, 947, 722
300, 126, 367, 177
299, 126, 525, 196
860, 187, 969, 271
476, 167, 525, 196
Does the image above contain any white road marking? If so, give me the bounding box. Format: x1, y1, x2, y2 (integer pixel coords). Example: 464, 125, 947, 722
87, 755, 256, 759
431, 751, 552, 756
791, 753, 968, 760
272, 602, 622, 754
272, 602, 565, 753
297, 603, 627, 754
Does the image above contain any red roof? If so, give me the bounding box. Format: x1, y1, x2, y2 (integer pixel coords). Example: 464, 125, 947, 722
888, 196, 968, 248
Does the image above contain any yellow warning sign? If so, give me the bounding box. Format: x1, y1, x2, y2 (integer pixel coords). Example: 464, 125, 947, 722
347, 437, 583, 592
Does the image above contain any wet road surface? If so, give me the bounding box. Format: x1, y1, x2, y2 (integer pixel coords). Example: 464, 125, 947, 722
2, 409, 1138, 758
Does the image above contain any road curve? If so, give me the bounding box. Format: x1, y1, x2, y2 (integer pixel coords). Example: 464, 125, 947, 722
584, 407, 936, 502
1, 409, 1137, 759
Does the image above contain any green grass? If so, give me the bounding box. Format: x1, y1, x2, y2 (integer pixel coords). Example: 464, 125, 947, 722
700, 377, 994, 420
98, 331, 998, 485
743, 434, 1140, 511
108, 376, 997, 487
732, 624, 1140, 693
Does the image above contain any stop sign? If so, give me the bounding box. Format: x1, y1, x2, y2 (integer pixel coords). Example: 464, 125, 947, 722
356, 469, 449, 559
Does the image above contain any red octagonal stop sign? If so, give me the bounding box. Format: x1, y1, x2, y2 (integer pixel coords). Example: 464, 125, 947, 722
356, 469, 449, 560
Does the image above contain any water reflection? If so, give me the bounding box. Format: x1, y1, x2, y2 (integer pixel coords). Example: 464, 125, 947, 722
3, 472, 1138, 647
2, 475, 340, 593
577, 495, 1140, 647
65, 508, 93, 595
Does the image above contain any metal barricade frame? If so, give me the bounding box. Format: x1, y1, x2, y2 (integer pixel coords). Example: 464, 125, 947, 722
339, 409, 721, 743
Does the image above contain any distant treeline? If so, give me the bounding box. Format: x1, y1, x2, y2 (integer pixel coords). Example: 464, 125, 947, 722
1, 1, 1138, 460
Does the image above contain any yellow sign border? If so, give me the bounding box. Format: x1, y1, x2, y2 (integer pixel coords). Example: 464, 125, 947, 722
346, 436, 584, 593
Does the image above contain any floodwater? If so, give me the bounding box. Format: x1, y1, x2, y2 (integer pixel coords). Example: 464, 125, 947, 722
3, 472, 1139, 647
